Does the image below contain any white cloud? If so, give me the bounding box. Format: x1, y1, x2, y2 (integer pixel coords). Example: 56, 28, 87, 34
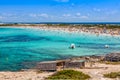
76, 13, 81, 16
29, 13, 49, 18
73, 13, 88, 19
61, 13, 88, 19
54, 0, 69, 2
39, 13, 48, 18
80, 16, 88, 19
0, 13, 19, 20
29, 13, 89, 20
106, 10, 118, 15
0, 16, 3, 19
63, 14, 71, 17
73, 16, 88, 19
93, 8, 101, 12
29, 14, 37, 17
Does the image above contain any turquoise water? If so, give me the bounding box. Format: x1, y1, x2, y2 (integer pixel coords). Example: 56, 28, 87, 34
0, 27, 120, 71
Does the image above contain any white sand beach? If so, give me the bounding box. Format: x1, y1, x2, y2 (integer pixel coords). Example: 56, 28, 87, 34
3, 25, 120, 37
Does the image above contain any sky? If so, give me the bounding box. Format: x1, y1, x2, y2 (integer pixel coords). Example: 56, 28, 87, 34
0, 0, 120, 22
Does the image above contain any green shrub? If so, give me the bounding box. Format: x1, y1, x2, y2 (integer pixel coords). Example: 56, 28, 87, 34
47, 70, 90, 80
104, 72, 120, 78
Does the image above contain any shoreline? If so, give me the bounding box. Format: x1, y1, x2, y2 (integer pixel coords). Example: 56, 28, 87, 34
1, 25, 120, 37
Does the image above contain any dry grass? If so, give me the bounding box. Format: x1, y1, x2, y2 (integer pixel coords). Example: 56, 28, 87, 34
98, 61, 120, 65
104, 72, 120, 78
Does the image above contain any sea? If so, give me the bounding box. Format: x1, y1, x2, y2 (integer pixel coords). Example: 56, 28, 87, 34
0, 26, 120, 71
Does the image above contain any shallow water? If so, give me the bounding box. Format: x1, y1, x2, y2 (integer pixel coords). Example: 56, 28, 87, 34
0, 27, 120, 71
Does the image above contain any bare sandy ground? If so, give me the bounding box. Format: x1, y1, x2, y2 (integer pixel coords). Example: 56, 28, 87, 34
0, 69, 54, 80
0, 63, 119, 80
77, 63, 120, 80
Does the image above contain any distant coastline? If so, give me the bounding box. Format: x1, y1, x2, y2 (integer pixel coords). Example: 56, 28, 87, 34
0, 23, 120, 36
1, 22, 120, 24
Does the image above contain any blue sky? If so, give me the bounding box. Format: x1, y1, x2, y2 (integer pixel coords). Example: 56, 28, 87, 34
0, 0, 120, 22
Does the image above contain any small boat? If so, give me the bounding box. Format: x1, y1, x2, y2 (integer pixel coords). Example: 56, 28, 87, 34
70, 43, 75, 49
105, 45, 109, 48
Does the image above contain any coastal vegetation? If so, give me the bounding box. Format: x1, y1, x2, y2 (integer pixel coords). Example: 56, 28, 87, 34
104, 72, 120, 78
47, 70, 90, 80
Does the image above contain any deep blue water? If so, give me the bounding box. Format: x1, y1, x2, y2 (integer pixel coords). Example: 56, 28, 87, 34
0, 27, 120, 71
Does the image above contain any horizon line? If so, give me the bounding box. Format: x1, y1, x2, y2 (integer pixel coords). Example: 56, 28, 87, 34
1, 22, 120, 24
